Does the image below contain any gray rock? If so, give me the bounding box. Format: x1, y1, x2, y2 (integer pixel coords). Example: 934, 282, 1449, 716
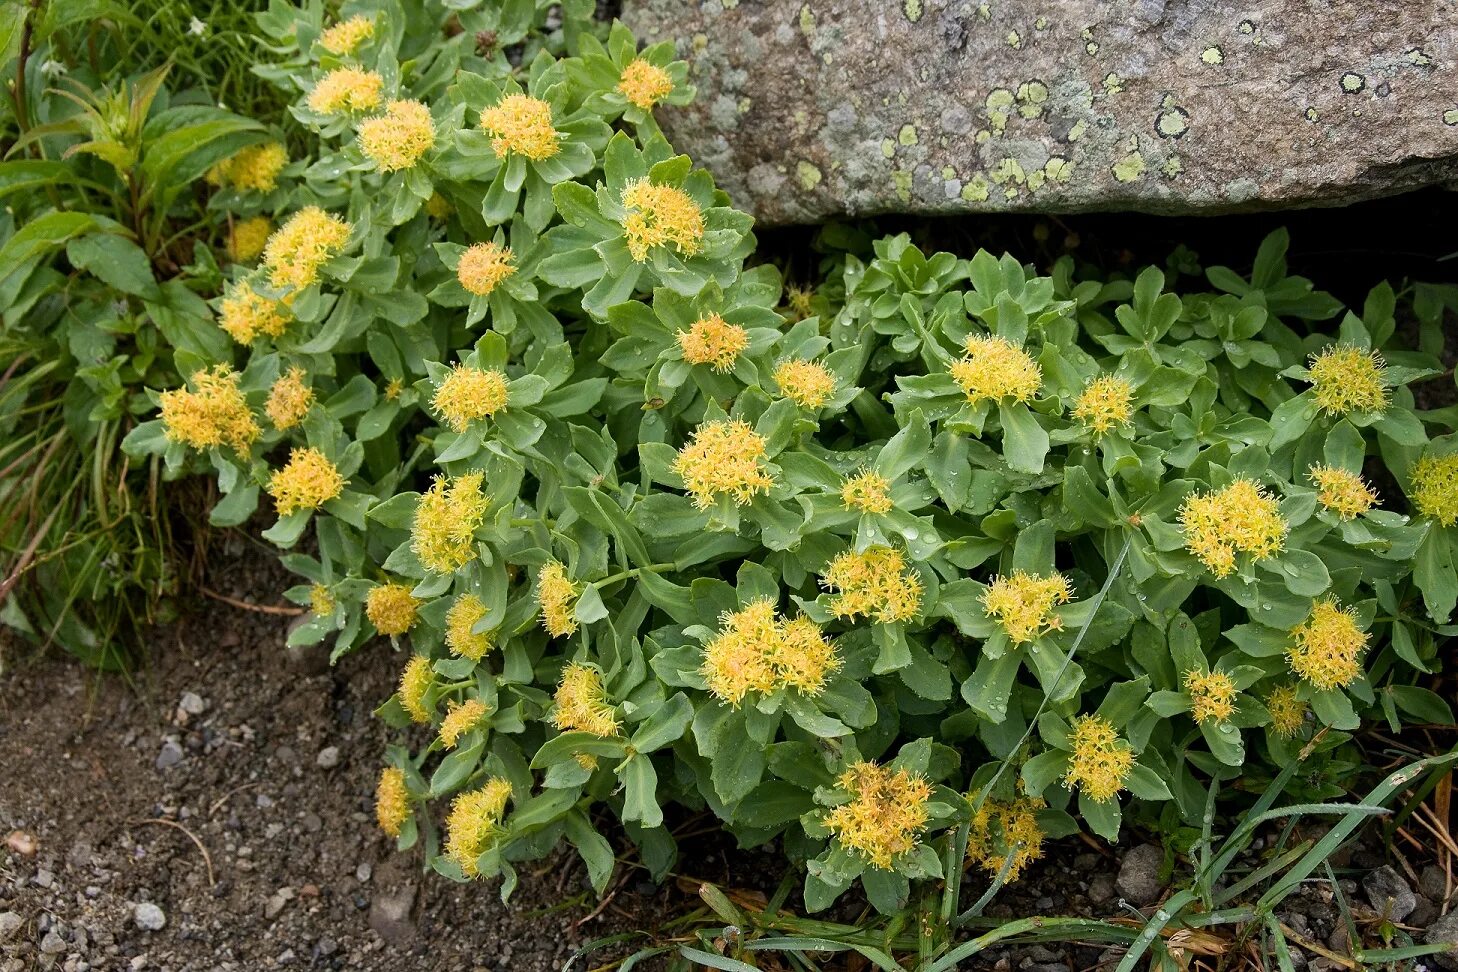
39, 930, 66, 955
177, 692, 206, 716
1421, 865, 1451, 905
1410, 897, 1437, 929
0, 912, 21, 941
154, 741, 183, 771
367, 885, 416, 944
1428, 911, 1458, 971
132, 902, 165, 932
623, 0, 1458, 224
315, 747, 340, 769
1115, 844, 1164, 906
1087, 873, 1116, 905
1363, 865, 1417, 922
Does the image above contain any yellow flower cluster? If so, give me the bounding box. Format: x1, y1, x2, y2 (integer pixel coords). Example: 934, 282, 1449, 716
309, 583, 335, 617
1308, 345, 1388, 415
773, 358, 836, 409
306, 67, 384, 115
267, 447, 345, 515
1287, 598, 1367, 690
784, 284, 815, 321
537, 560, 579, 637
375, 767, 410, 837
700, 600, 840, 704
397, 653, 433, 723
1265, 683, 1307, 737
457, 242, 516, 296
265, 366, 313, 430
676, 313, 748, 372
159, 365, 260, 453
480, 93, 560, 161
319, 14, 374, 55
672, 419, 774, 509
227, 216, 272, 263
444, 778, 513, 877
617, 58, 674, 110
425, 192, 453, 220
824, 761, 932, 870
368, 581, 420, 637
264, 207, 351, 290
1063, 714, 1134, 803
358, 99, 434, 172
209, 142, 288, 192
445, 593, 493, 661
1309, 465, 1376, 520
1072, 375, 1134, 434
981, 570, 1073, 643
1178, 479, 1287, 578
1411, 453, 1458, 527
620, 178, 705, 262
950, 335, 1041, 405
841, 470, 893, 514
1183, 669, 1237, 724
820, 545, 923, 623
440, 699, 489, 749
551, 662, 619, 736
411, 472, 488, 573
965, 792, 1045, 882
432, 365, 509, 433
219, 281, 291, 344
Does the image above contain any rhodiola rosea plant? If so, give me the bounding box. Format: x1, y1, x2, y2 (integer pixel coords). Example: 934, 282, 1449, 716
124, 0, 1457, 921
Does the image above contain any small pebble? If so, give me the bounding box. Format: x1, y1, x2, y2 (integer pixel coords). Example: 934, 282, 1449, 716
315, 747, 340, 769
133, 903, 166, 932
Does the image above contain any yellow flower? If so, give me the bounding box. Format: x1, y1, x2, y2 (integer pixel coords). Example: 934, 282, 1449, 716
375, 767, 410, 837
536, 560, 579, 638
306, 67, 384, 115
773, 359, 837, 409
676, 313, 748, 372
267, 447, 345, 515
425, 191, 453, 220
1072, 375, 1134, 434
320, 14, 374, 56
444, 778, 513, 877
672, 418, 774, 509
1287, 598, 1367, 691
784, 284, 815, 322
551, 662, 619, 736
384, 377, 404, 400
159, 365, 260, 454
480, 93, 560, 161
265, 366, 313, 430
981, 570, 1073, 643
620, 178, 704, 262
457, 241, 516, 296
824, 761, 932, 870
397, 653, 433, 723
1063, 714, 1134, 803
431, 365, 509, 433
1308, 345, 1388, 415
950, 335, 1041, 405
700, 600, 840, 704
1309, 465, 1377, 520
841, 470, 893, 515
227, 216, 272, 263
218, 281, 291, 344
1183, 669, 1237, 725
264, 206, 351, 290
1266, 683, 1307, 737
820, 545, 923, 624
367, 582, 420, 637
358, 99, 434, 172
440, 698, 489, 749
1410, 453, 1458, 527
965, 792, 1045, 882
308, 583, 335, 617
1178, 479, 1287, 578
210, 142, 288, 192
445, 593, 494, 661
411, 472, 488, 573
772, 615, 840, 696
617, 58, 674, 110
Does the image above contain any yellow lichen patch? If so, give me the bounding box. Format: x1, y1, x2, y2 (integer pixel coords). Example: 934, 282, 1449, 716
1410, 453, 1458, 527
480, 93, 560, 161
536, 560, 579, 638
551, 662, 619, 736
264, 206, 351, 290
397, 653, 433, 723
700, 600, 840, 704
457, 242, 516, 296
444, 778, 512, 877
1183, 669, 1237, 724
841, 469, 893, 515
159, 365, 260, 454
367, 582, 420, 637
227, 216, 272, 263
676, 313, 748, 372
965, 792, 1045, 882
265, 366, 313, 430
445, 593, 494, 661
672, 419, 775, 509
1287, 598, 1368, 691
209, 142, 288, 192
824, 761, 932, 870
439, 698, 489, 749
1266, 683, 1307, 737
950, 335, 1041, 404
267, 447, 345, 515
309, 583, 336, 617
820, 545, 923, 624
1072, 375, 1134, 434
1063, 714, 1134, 803
411, 472, 488, 573
772, 359, 837, 409
431, 365, 509, 433
620, 179, 705, 262
1309, 465, 1377, 520
1178, 479, 1287, 578
617, 58, 674, 110
375, 767, 410, 837
981, 570, 1073, 643
358, 99, 434, 172
319, 14, 374, 56
1308, 345, 1388, 415
306, 67, 384, 115
219, 281, 291, 344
